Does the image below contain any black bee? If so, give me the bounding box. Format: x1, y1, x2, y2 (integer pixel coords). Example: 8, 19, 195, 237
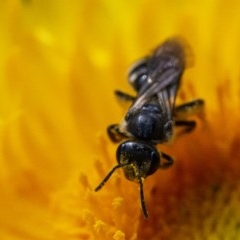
95, 38, 204, 218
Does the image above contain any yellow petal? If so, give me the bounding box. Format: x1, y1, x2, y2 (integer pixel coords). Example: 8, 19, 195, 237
1, 0, 240, 239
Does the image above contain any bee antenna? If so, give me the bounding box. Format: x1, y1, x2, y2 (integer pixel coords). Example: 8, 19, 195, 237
95, 163, 129, 191
138, 177, 149, 219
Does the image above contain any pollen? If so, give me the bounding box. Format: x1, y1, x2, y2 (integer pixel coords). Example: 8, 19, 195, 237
112, 197, 123, 210
113, 230, 126, 240
2, 0, 240, 240
93, 220, 107, 234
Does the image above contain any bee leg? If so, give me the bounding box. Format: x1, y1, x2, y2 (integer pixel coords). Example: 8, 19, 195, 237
174, 99, 204, 119
175, 120, 196, 133
114, 90, 135, 106
159, 152, 174, 169
107, 124, 128, 143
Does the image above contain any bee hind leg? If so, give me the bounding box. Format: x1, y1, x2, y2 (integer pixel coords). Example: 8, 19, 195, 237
174, 99, 204, 119
159, 152, 174, 169
175, 120, 196, 133
114, 90, 135, 107
174, 99, 204, 136
107, 124, 128, 143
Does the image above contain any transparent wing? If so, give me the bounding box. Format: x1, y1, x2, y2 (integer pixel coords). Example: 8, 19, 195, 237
156, 81, 179, 120
129, 67, 182, 117
128, 38, 187, 115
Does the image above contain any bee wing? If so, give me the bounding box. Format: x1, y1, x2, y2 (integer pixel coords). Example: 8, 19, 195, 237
128, 38, 189, 114
156, 81, 179, 119
129, 67, 182, 113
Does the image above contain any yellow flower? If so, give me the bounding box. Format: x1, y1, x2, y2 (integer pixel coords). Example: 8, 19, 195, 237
1, 0, 240, 239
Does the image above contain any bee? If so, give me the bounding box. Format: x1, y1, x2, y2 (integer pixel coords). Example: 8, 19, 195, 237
95, 38, 204, 218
